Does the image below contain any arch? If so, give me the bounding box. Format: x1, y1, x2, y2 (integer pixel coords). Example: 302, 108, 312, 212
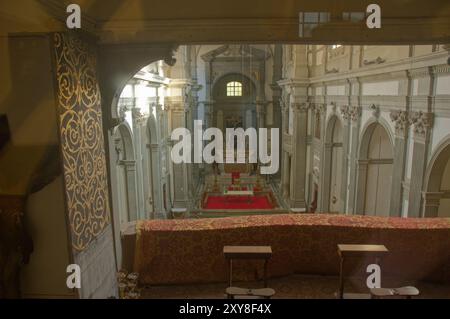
321, 115, 344, 212
422, 135, 450, 217
212, 73, 257, 100
114, 122, 135, 160
358, 117, 394, 158
146, 114, 158, 145
100, 48, 175, 268
212, 72, 259, 97
355, 122, 394, 216
112, 122, 139, 224
99, 44, 177, 122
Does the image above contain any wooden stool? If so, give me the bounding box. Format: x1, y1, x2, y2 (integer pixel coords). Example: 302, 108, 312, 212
223, 246, 272, 288
337, 244, 389, 299
226, 287, 275, 299
370, 286, 420, 299
223, 246, 275, 299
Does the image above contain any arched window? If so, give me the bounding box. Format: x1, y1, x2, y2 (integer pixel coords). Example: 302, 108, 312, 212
226, 81, 242, 97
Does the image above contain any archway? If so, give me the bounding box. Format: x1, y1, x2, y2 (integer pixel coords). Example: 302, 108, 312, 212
356, 122, 394, 216
212, 73, 257, 130
112, 123, 138, 224
423, 136, 450, 217
322, 115, 343, 212
105, 57, 174, 269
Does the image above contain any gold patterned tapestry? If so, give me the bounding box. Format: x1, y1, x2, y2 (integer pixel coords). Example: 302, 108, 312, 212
134, 214, 450, 285
53, 32, 110, 251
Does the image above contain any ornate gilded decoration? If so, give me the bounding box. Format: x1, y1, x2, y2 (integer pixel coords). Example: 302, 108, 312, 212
53, 33, 110, 251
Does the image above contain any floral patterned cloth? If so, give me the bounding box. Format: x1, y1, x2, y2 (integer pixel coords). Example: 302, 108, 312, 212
134, 214, 450, 285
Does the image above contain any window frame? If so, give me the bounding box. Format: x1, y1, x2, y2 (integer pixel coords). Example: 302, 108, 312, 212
226, 81, 243, 97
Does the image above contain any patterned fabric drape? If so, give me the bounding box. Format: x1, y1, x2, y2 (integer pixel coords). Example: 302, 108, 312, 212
53, 32, 110, 251
134, 214, 450, 285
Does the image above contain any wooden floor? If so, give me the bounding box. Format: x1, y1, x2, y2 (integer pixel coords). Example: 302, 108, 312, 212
141, 274, 450, 299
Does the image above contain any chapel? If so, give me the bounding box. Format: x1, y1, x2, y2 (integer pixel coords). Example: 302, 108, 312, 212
0, 0, 449, 299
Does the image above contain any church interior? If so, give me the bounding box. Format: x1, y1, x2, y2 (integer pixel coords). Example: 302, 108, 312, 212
1, 0, 450, 300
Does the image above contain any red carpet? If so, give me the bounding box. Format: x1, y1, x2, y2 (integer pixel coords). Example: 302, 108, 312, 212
204, 195, 273, 209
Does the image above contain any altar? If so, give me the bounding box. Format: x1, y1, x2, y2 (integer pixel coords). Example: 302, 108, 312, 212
223, 184, 254, 203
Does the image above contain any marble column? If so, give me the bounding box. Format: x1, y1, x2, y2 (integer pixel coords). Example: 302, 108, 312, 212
168, 102, 190, 210
354, 159, 369, 214
289, 102, 309, 209
319, 141, 333, 212
281, 151, 290, 198
339, 106, 351, 213
271, 45, 283, 180
314, 104, 329, 212
389, 110, 409, 216
131, 108, 146, 219
408, 111, 434, 217
256, 101, 266, 129
421, 192, 443, 217
346, 106, 362, 214
120, 160, 139, 221
280, 101, 290, 198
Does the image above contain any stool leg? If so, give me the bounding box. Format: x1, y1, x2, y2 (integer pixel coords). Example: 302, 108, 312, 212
264, 259, 268, 288
229, 259, 233, 287
338, 257, 344, 299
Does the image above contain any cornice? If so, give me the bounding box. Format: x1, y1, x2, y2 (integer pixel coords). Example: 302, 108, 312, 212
309, 51, 448, 84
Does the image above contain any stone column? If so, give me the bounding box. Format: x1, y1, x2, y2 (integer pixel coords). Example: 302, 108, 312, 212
408, 111, 434, 217
204, 101, 214, 128
271, 45, 283, 180
389, 110, 409, 216
119, 160, 139, 221
319, 141, 332, 212
346, 106, 362, 214
131, 108, 146, 219
280, 100, 290, 198
314, 103, 328, 212
354, 159, 369, 214
167, 102, 190, 210
281, 151, 290, 198
256, 101, 266, 129
421, 192, 443, 217
289, 102, 309, 209
339, 105, 351, 212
